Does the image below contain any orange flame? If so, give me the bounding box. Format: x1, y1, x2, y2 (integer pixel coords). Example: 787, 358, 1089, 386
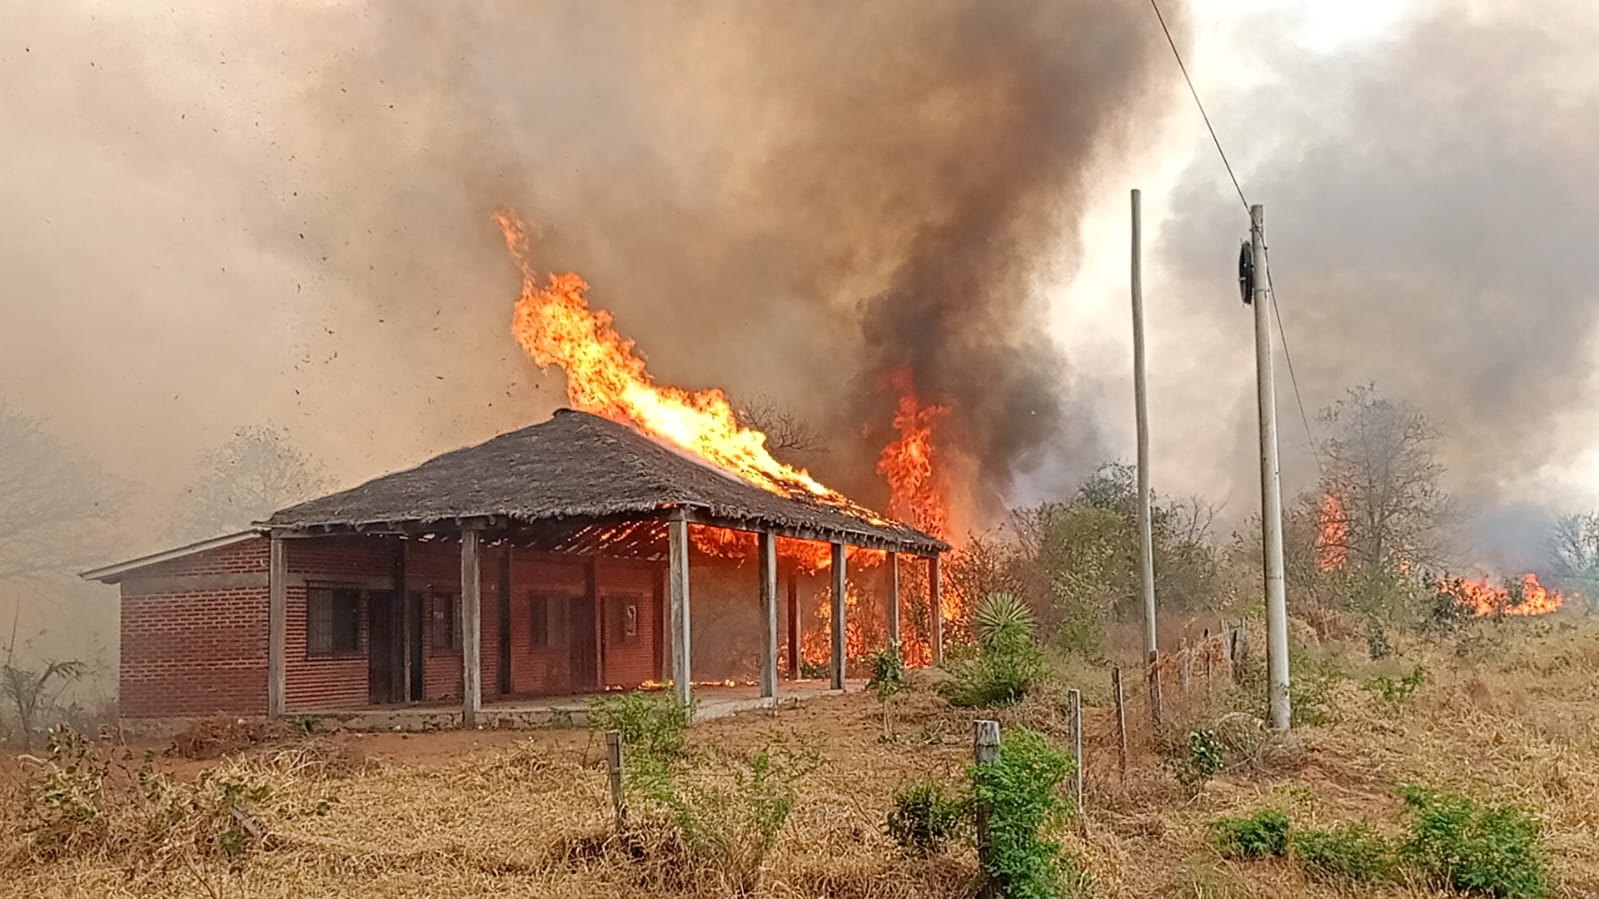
877, 371, 951, 540
1441, 573, 1564, 617
802, 580, 869, 666
496, 211, 887, 527
1316, 493, 1348, 573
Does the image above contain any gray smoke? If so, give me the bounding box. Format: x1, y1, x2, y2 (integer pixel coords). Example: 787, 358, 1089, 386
1156, 0, 1599, 565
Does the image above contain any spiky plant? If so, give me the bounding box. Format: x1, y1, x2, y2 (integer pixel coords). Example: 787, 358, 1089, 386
972, 593, 1035, 653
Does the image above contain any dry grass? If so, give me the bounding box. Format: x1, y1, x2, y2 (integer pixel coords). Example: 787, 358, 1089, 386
3, 616, 1598, 898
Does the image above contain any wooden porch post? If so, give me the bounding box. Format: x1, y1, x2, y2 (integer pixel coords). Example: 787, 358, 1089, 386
758, 531, 778, 700
929, 554, 944, 666
886, 551, 901, 650
267, 535, 286, 717
461, 529, 482, 729
786, 571, 800, 681
669, 514, 692, 706
396, 539, 412, 703
829, 542, 847, 691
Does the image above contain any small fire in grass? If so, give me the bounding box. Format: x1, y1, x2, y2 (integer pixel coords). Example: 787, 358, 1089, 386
1439, 573, 1564, 617
1316, 493, 1348, 573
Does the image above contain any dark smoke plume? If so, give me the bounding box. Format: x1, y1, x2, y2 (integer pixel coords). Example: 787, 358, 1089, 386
284, 0, 1183, 522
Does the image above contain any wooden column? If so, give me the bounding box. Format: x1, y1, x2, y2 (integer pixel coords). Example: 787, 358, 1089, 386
391, 537, 406, 700
267, 536, 286, 717
829, 542, 847, 691
886, 551, 901, 650
669, 515, 692, 706
786, 571, 800, 681
929, 554, 944, 666
460, 529, 482, 729
758, 531, 778, 700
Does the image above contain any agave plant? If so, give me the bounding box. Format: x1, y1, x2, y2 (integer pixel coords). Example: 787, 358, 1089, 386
971, 593, 1035, 653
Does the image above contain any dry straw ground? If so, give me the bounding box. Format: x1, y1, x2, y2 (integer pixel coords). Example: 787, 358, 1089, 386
3, 615, 1598, 898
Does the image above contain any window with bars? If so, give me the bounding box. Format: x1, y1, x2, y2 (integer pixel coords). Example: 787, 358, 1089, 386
431, 592, 462, 650
307, 587, 361, 657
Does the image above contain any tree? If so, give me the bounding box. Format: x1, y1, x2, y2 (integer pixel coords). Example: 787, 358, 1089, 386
1549, 512, 1599, 598
1316, 385, 1454, 574
740, 397, 825, 457
173, 425, 332, 540
0, 407, 123, 585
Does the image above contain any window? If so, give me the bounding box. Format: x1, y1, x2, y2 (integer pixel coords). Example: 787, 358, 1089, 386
431, 592, 462, 650
308, 588, 361, 657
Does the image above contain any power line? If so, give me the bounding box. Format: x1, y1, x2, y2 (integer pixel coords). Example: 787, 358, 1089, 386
1148, 0, 1249, 212
1147, 0, 1323, 470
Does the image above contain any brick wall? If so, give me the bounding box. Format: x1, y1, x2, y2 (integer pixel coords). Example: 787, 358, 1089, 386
597, 561, 660, 688
506, 555, 587, 695
283, 536, 395, 711
119, 538, 270, 717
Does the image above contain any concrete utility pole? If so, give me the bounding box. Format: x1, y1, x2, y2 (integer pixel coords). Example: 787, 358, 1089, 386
1248, 204, 1292, 731
1130, 189, 1161, 727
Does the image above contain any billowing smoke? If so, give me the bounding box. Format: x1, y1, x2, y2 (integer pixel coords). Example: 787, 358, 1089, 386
1155, 0, 1599, 567
280, 0, 1182, 522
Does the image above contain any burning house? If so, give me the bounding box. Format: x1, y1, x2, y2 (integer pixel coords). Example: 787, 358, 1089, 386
84, 409, 947, 727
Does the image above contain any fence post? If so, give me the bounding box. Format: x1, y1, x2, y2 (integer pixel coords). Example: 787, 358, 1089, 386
605, 729, 627, 834
974, 719, 1001, 899
1112, 666, 1129, 786
1179, 641, 1192, 694
1067, 688, 1084, 814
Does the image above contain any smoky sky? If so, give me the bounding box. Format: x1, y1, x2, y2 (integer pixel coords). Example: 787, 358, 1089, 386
283, 0, 1183, 523
1156, 0, 1599, 567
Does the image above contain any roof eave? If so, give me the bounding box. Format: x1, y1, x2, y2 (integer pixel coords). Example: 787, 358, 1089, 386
81, 529, 266, 585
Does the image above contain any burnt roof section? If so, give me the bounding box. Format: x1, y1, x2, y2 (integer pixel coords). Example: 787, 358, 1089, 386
263, 409, 947, 554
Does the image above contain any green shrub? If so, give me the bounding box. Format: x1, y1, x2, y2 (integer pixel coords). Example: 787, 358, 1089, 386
943, 594, 1044, 708
1289, 649, 1342, 727
1401, 786, 1546, 899
1214, 810, 1290, 860
1176, 730, 1226, 793
587, 690, 693, 762
969, 727, 1079, 898
636, 746, 817, 896
1365, 665, 1426, 712
886, 781, 967, 857
867, 642, 906, 741
1292, 822, 1395, 886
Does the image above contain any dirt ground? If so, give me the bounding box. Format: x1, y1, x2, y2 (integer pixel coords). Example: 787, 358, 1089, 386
3, 617, 1598, 898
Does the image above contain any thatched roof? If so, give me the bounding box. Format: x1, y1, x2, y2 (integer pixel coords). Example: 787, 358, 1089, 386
263, 409, 946, 554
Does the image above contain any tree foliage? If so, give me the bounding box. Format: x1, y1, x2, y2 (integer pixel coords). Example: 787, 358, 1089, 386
0, 407, 123, 584
173, 425, 331, 540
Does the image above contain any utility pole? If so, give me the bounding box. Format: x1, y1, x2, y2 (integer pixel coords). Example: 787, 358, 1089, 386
1247, 204, 1292, 730
1130, 188, 1161, 727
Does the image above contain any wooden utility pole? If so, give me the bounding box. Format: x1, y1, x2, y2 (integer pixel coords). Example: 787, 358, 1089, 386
1131, 188, 1162, 728
1247, 204, 1292, 731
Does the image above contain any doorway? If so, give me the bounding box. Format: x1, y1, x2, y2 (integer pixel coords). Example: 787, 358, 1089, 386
367, 590, 399, 704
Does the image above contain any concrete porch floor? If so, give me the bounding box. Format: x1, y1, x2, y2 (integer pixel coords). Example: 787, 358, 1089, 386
304, 679, 863, 732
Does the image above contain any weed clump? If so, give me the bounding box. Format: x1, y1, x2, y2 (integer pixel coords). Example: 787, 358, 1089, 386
1213, 810, 1290, 860
1292, 822, 1395, 886
885, 780, 966, 857
1401, 786, 1546, 899
587, 690, 692, 761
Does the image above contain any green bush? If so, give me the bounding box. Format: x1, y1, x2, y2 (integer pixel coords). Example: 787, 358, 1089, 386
943, 594, 1044, 708
886, 780, 967, 857
1365, 665, 1426, 712
1292, 822, 1395, 886
1288, 648, 1343, 727
969, 727, 1080, 898
636, 746, 817, 896
587, 690, 693, 762
1214, 810, 1290, 860
1172, 730, 1226, 793
1401, 787, 1546, 899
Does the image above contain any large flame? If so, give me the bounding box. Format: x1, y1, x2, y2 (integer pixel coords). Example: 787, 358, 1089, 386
496, 210, 891, 530
1441, 573, 1564, 617
1316, 493, 1348, 573
878, 371, 951, 540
